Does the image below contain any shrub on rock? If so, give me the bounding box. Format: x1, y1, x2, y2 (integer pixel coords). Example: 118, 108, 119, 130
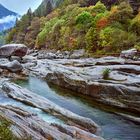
102, 68, 111, 80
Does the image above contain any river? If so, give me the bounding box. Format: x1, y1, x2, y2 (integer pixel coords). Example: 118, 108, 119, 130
9, 76, 140, 140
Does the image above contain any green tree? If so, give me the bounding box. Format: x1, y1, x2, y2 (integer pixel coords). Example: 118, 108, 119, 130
45, 1, 53, 16
36, 18, 58, 48
0, 118, 16, 140
130, 12, 140, 35
76, 11, 92, 25
99, 26, 137, 52
85, 27, 98, 52
24, 17, 41, 48
109, 1, 133, 26
91, 1, 107, 14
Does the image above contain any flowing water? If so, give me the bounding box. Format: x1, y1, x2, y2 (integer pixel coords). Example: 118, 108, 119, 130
11, 77, 140, 140
0, 92, 64, 124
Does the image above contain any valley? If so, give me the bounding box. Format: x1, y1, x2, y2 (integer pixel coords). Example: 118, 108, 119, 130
0, 0, 140, 140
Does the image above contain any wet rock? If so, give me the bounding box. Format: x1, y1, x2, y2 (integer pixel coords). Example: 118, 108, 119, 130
0, 105, 104, 140
36, 50, 86, 60
115, 113, 140, 124
27, 49, 38, 57
56, 53, 64, 59
27, 49, 38, 55
37, 52, 57, 59
22, 55, 37, 63
2, 82, 101, 135
52, 124, 104, 140
10, 56, 22, 62
0, 60, 23, 72
23, 57, 140, 117
0, 44, 28, 58
0, 105, 72, 140
46, 71, 140, 114
0, 58, 9, 64
120, 48, 139, 59
70, 49, 85, 59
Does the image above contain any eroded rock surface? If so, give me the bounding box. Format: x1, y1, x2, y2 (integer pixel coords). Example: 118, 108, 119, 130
120, 48, 140, 60
2, 82, 101, 135
0, 60, 23, 72
36, 49, 86, 59
22, 55, 140, 117
0, 50, 140, 138
0, 105, 104, 140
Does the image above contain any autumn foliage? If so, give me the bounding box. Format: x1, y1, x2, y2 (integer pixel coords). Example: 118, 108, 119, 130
6, 0, 140, 54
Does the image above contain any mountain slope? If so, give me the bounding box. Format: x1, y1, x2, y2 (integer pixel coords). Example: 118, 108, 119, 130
6, 0, 140, 53
34, 0, 63, 17
0, 4, 19, 32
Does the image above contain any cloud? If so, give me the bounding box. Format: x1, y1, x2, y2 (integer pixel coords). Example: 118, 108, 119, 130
0, 15, 17, 24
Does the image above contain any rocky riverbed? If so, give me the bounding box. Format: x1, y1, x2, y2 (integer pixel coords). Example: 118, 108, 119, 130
0, 48, 140, 140
22, 51, 140, 117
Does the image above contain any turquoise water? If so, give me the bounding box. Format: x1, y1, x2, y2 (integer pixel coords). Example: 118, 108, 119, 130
15, 77, 140, 140
0, 93, 64, 125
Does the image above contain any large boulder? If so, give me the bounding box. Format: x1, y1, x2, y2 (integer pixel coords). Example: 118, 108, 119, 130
0, 60, 23, 72
0, 44, 28, 58
120, 48, 138, 59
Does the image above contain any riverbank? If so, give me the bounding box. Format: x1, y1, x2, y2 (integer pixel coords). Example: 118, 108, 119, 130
15, 76, 140, 140
0, 49, 140, 140
22, 51, 140, 117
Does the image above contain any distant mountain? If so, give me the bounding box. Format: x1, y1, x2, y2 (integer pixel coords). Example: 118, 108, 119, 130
0, 4, 17, 18
0, 4, 19, 32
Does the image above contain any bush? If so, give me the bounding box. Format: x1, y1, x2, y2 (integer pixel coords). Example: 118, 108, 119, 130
108, 1, 133, 25
76, 11, 92, 25
6, 28, 17, 43
0, 118, 15, 140
92, 12, 109, 29
91, 1, 107, 14
58, 26, 71, 49
52, 19, 65, 33
0, 117, 32, 140
102, 68, 111, 80
130, 12, 140, 35
96, 17, 108, 29
134, 43, 140, 51
85, 27, 98, 51
49, 19, 65, 48
24, 17, 41, 48
36, 18, 58, 48
99, 26, 137, 52
6, 0, 140, 54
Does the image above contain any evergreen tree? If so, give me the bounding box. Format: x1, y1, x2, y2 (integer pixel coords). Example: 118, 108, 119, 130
45, 1, 52, 16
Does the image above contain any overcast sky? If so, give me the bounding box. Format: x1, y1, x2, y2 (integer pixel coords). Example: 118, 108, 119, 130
0, 0, 42, 15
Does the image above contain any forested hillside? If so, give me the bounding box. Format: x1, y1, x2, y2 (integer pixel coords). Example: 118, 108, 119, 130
6, 0, 140, 54
0, 32, 5, 45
